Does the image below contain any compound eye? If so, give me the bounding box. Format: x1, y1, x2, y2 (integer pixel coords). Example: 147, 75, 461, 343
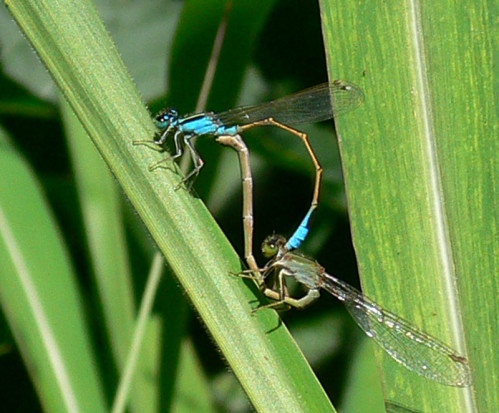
261, 239, 279, 258
160, 108, 179, 125
154, 110, 173, 129
156, 113, 168, 123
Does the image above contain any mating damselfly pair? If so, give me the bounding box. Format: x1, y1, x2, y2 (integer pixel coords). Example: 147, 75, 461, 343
137, 80, 363, 250
140, 81, 471, 387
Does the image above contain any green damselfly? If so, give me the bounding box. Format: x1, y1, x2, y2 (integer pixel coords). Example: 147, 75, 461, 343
247, 234, 471, 387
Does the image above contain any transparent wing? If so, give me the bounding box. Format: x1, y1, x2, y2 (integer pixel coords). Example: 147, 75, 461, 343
218, 80, 364, 127
321, 273, 471, 387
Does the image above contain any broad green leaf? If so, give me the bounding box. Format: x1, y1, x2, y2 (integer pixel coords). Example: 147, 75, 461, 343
341, 337, 386, 413
321, 0, 497, 411
0, 127, 107, 413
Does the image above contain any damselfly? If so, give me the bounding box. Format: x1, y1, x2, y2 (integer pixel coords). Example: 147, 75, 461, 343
248, 234, 471, 387
136, 80, 363, 250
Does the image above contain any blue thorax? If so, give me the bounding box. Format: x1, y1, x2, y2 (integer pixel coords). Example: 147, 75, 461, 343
155, 109, 238, 137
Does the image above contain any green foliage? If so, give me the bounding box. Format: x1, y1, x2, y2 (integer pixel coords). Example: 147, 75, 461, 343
0, 0, 496, 412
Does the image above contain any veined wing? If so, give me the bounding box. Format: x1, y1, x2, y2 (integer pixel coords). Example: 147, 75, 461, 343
321, 272, 471, 387
218, 80, 364, 127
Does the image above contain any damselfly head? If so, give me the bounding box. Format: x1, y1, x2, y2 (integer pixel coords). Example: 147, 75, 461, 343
154, 108, 179, 129
261, 234, 287, 258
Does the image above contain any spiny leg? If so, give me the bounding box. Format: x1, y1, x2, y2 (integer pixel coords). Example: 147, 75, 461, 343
132, 125, 174, 149
174, 135, 204, 190
132, 140, 164, 152
239, 118, 323, 249
138, 129, 186, 172
253, 268, 321, 312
